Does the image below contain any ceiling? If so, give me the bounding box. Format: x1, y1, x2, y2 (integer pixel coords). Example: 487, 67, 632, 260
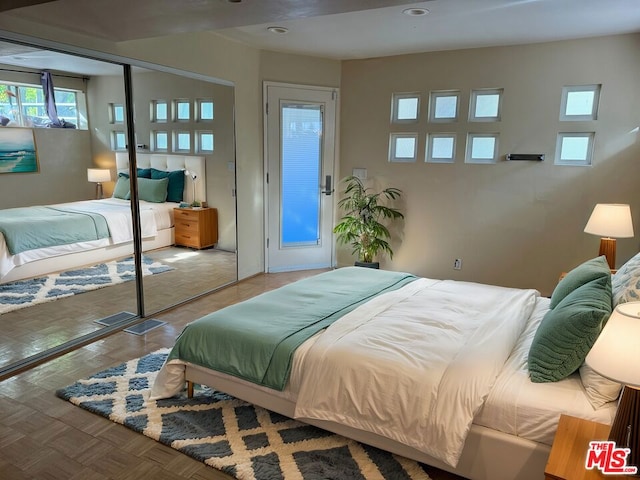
0, 0, 638, 75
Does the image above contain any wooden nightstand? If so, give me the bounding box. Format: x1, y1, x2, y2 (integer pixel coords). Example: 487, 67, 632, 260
173, 207, 218, 249
545, 414, 627, 479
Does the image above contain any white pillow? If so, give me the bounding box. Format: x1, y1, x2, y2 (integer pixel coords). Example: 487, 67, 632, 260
579, 363, 622, 409
612, 252, 640, 305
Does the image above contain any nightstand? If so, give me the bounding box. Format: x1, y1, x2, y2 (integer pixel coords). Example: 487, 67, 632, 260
545, 414, 626, 479
173, 207, 218, 249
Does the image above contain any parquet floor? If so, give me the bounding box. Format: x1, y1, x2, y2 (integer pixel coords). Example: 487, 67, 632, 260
0, 247, 237, 371
0, 269, 464, 480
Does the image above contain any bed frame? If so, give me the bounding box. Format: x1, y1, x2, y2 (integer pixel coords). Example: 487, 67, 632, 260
0, 153, 206, 284
185, 364, 551, 480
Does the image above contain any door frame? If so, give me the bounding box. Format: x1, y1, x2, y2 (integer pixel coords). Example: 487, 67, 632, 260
263, 81, 340, 273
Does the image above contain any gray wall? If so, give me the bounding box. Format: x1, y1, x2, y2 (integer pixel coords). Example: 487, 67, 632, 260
339, 34, 640, 295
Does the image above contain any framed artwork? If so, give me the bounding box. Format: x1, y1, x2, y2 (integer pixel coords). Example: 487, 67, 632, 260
0, 127, 39, 174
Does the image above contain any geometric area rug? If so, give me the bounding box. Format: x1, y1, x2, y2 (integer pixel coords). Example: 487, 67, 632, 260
0, 255, 173, 315
56, 350, 433, 480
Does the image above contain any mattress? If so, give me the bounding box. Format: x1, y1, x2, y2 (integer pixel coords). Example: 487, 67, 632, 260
0, 198, 177, 278
180, 295, 616, 447
474, 295, 617, 445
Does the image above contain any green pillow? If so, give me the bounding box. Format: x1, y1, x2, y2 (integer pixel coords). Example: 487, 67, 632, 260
137, 167, 152, 178
138, 177, 169, 203
150, 168, 185, 203
112, 173, 130, 200
528, 275, 612, 383
550, 256, 610, 309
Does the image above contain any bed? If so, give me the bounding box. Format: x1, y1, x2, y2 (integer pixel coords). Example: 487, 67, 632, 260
150, 255, 628, 480
0, 153, 208, 284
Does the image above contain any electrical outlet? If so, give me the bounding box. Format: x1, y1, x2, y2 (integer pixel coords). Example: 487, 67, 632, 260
453, 258, 462, 270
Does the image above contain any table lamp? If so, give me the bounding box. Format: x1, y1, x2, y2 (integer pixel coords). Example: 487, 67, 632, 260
586, 302, 640, 470
584, 204, 634, 269
87, 168, 112, 199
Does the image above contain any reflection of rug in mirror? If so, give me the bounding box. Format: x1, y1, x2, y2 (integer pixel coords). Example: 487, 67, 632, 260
0, 256, 173, 315
56, 350, 433, 480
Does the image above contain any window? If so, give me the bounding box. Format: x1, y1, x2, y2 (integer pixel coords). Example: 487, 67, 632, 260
0, 82, 85, 128
469, 88, 503, 122
389, 133, 418, 162
555, 132, 594, 166
174, 131, 191, 152
196, 131, 214, 153
466, 133, 499, 164
429, 90, 460, 122
150, 100, 168, 122
196, 99, 214, 121
391, 93, 420, 123
426, 133, 456, 163
109, 103, 124, 124
152, 131, 168, 152
174, 99, 191, 121
560, 85, 600, 121
112, 131, 127, 151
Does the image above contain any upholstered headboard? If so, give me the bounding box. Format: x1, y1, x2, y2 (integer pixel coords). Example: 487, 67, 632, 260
115, 153, 206, 204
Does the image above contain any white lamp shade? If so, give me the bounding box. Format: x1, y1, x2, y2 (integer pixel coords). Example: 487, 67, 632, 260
87, 168, 111, 183
584, 203, 634, 238
585, 302, 640, 387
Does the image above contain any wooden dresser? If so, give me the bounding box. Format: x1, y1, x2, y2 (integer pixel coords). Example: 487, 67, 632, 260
173, 207, 218, 249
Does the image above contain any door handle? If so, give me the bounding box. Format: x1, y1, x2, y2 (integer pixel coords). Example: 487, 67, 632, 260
321, 175, 333, 195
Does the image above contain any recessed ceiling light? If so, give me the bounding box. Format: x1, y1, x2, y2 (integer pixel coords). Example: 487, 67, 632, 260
402, 7, 429, 16
267, 26, 289, 34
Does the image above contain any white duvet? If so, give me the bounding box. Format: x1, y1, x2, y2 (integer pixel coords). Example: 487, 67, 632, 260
294, 278, 539, 467
0, 198, 159, 278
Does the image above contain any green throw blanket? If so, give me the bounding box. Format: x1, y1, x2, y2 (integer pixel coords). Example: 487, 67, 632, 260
0, 205, 110, 255
168, 267, 417, 390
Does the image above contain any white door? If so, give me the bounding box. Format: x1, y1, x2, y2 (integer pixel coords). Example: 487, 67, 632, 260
264, 82, 337, 272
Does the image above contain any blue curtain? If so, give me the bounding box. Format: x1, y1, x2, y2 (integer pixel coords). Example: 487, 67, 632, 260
40, 71, 75, 128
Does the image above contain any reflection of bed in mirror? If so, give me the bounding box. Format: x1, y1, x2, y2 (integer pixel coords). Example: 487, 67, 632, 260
0, 153, 210, 284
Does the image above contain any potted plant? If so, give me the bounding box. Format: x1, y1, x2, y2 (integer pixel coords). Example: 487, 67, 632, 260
333, 175, 404, 268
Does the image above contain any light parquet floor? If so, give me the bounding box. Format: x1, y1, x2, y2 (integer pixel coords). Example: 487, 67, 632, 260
0, 246, 237, 370
0, 269, 464, 480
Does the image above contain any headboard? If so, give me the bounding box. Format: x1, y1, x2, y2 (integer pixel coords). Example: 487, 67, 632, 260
115, 153, 206, 204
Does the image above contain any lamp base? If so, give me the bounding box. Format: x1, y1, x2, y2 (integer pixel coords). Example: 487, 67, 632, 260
609, 386, 640, 472
95, 182, 104, 200
599, 237, 616, 270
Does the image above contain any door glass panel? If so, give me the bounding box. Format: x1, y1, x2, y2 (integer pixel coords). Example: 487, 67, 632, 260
281, 103, 322, 247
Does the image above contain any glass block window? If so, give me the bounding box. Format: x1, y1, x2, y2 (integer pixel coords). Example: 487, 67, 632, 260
426, 133, 456, 163
469, 88, 503, 122
555, 132, 595, 166
466, 133, 499, 164
197, 131, 214, 153
109, 103, 124, 124
389, 133, 418, 162
174, 99, 190, 121
391, 93, 420, 123
429, 91, 460, 123
151, 100, 168, 122
152, 131, 168, 152
112, 131, 126, 151
174, 131, 191, 152
197, 99, 214, 121
560, 85, 600, 121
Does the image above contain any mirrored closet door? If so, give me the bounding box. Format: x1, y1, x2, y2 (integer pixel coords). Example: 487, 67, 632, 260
0, 38, 237, 375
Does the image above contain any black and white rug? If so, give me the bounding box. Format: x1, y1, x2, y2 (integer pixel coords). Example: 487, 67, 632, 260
0, 256, 173, 315
56, 350, 432, 480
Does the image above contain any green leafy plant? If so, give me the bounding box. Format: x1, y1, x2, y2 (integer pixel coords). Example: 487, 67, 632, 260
333, 176, 404, 264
